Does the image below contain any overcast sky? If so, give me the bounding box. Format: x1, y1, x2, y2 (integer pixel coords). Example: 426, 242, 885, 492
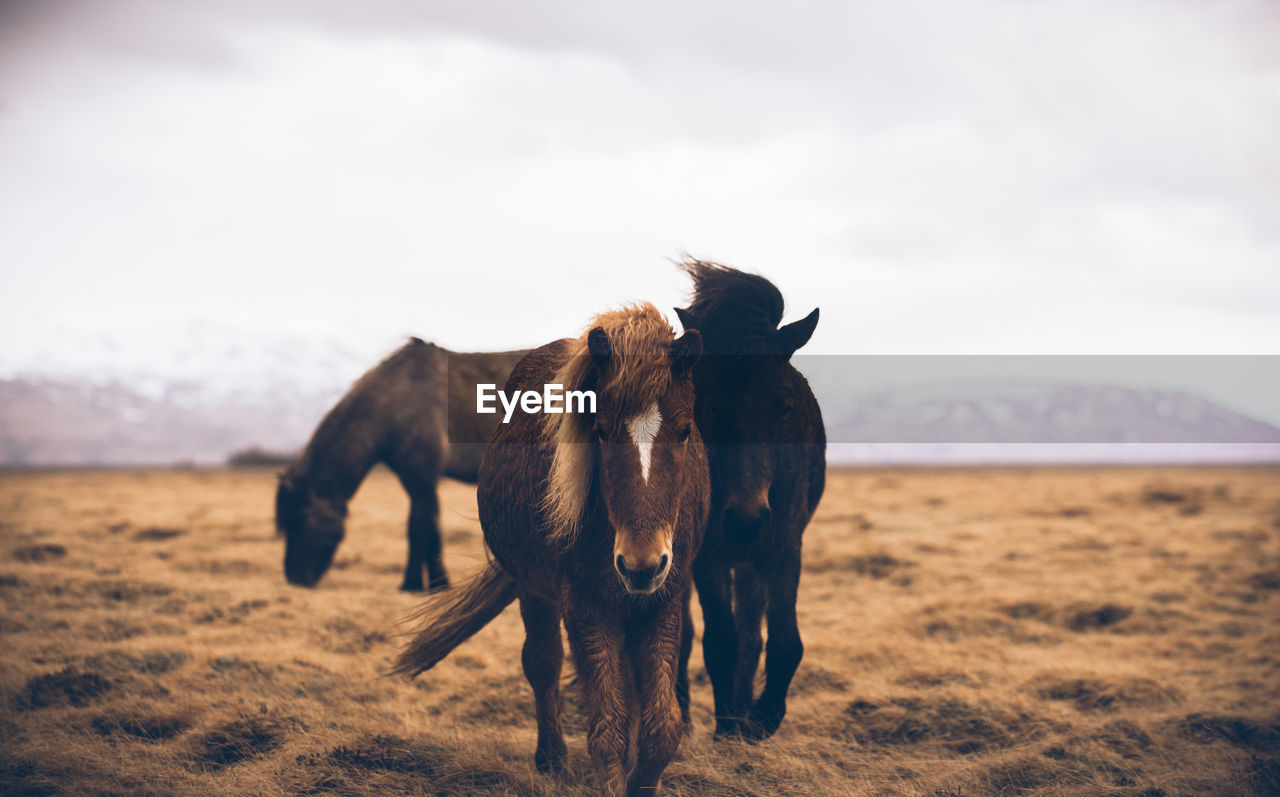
1, 0, 1278, 371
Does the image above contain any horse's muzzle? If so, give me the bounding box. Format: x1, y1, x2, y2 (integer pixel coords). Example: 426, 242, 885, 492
615, 552, 671, 594
724, 503, 771, 543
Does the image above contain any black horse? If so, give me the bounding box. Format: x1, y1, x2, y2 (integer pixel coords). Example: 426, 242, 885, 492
674, 260, 826, 740
276, 339, 526, 591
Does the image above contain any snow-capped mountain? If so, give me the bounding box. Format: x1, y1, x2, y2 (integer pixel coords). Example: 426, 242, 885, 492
0, 323, 395, 466
1, 327, 1278, 466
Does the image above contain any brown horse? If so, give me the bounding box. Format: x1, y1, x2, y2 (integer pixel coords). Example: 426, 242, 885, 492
674, 260, 826, 741
276, 339, 526, 591
394, 304, 708, 797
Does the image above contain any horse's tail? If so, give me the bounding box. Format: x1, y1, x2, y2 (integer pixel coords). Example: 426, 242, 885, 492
391, 561, 518, 677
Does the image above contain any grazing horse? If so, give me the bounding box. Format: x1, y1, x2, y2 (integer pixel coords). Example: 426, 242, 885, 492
276, 339, 526, 591
393, 304, 709, 797
674, 260, 826, 740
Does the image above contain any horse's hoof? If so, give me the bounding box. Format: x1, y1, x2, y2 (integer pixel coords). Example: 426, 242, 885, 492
427, 577, 450, 593
711, 717, 744, 740
743, 703, 783, 740
399, 581, 424, 593
733, 719, 769, 743
535, 740, 567, 773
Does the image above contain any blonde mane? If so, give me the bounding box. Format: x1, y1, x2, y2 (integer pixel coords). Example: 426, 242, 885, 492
542, 303, 675, 542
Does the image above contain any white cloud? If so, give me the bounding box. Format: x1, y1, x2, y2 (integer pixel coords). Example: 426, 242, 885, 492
0, 0, 1276, 369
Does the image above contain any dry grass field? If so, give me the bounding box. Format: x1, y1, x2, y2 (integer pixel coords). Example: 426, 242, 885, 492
1, 465, 1278, 796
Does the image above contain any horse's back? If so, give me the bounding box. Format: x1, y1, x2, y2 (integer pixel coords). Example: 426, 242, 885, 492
369, 340, 453, 486
285, 339, 435, 493
441, 348, 528, 482
476, 341, 570, 595
374, 342, 524, 484
298, 338, 527, 489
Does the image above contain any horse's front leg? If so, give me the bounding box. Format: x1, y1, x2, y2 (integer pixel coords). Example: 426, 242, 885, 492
628, 598, 686, 796
565, 611, 630, 797
746, 540, 804, 740
693, 552, 739, 736
403, 484, 447, 592
731, 564, 766, 721
675, 593, 694, 731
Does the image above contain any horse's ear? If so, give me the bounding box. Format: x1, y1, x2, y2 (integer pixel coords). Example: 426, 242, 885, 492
588, 326, 612, 373
670, 329, 702, 377
674, 307, 696, 331
777, 307, 819, 356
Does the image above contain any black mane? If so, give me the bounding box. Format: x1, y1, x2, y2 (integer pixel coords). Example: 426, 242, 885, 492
680, 258, 786, 355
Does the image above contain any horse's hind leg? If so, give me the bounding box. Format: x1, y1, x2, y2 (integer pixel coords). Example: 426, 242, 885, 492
520, 595, 566, 773
403, 485, 447, 592
421, 487, 449, 592
746, 545, 804, 740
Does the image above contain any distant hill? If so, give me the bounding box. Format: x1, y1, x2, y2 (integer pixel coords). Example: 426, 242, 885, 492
0, 323, 377, 467
2, 374, 1278, 467
0, 376, 335, 467
2, 326, 1277, 466
823, 381, 1280, 445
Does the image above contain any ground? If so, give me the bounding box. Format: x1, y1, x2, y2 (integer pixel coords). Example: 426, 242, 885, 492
1, 466, 1278, 796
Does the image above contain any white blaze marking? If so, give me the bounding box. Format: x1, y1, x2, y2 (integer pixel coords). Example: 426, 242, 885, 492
626, 404, 662, 483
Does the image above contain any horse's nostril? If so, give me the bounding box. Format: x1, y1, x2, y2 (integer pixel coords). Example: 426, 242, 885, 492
614, 552, 670, 592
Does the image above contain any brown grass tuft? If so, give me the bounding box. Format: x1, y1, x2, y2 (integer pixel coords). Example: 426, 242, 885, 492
844, 695, 1046, 754
1097, 719, 1155, 759
92, 708, 192, 742
13, 668, 112, 710
131, 527, 186, 541
1029, 673, 1180, 712
295, 734, 534, 795
1, 466, 1278, 795
10, 543, 66, 562
1144, 488, 1190, 504
1064, 603, 1134, 631
82, 649, 188, 676
896, 669, 987, 689
1248, 570, 1280, 591
980, 756, 1060, 793
809, 551, 915, 578
1172, 713, 1280, 752
188, 711, 290, 770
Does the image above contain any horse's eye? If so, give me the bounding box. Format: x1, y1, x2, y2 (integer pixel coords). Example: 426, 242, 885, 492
678, 424, 693, 443
779, 401, 794, 419
591, 425, 606, 443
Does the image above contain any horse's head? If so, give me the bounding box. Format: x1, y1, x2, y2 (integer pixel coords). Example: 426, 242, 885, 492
277, 474, 345, 587
676, 259, 819, 543
693, 354, 809, 542
544, 304, 704, 595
